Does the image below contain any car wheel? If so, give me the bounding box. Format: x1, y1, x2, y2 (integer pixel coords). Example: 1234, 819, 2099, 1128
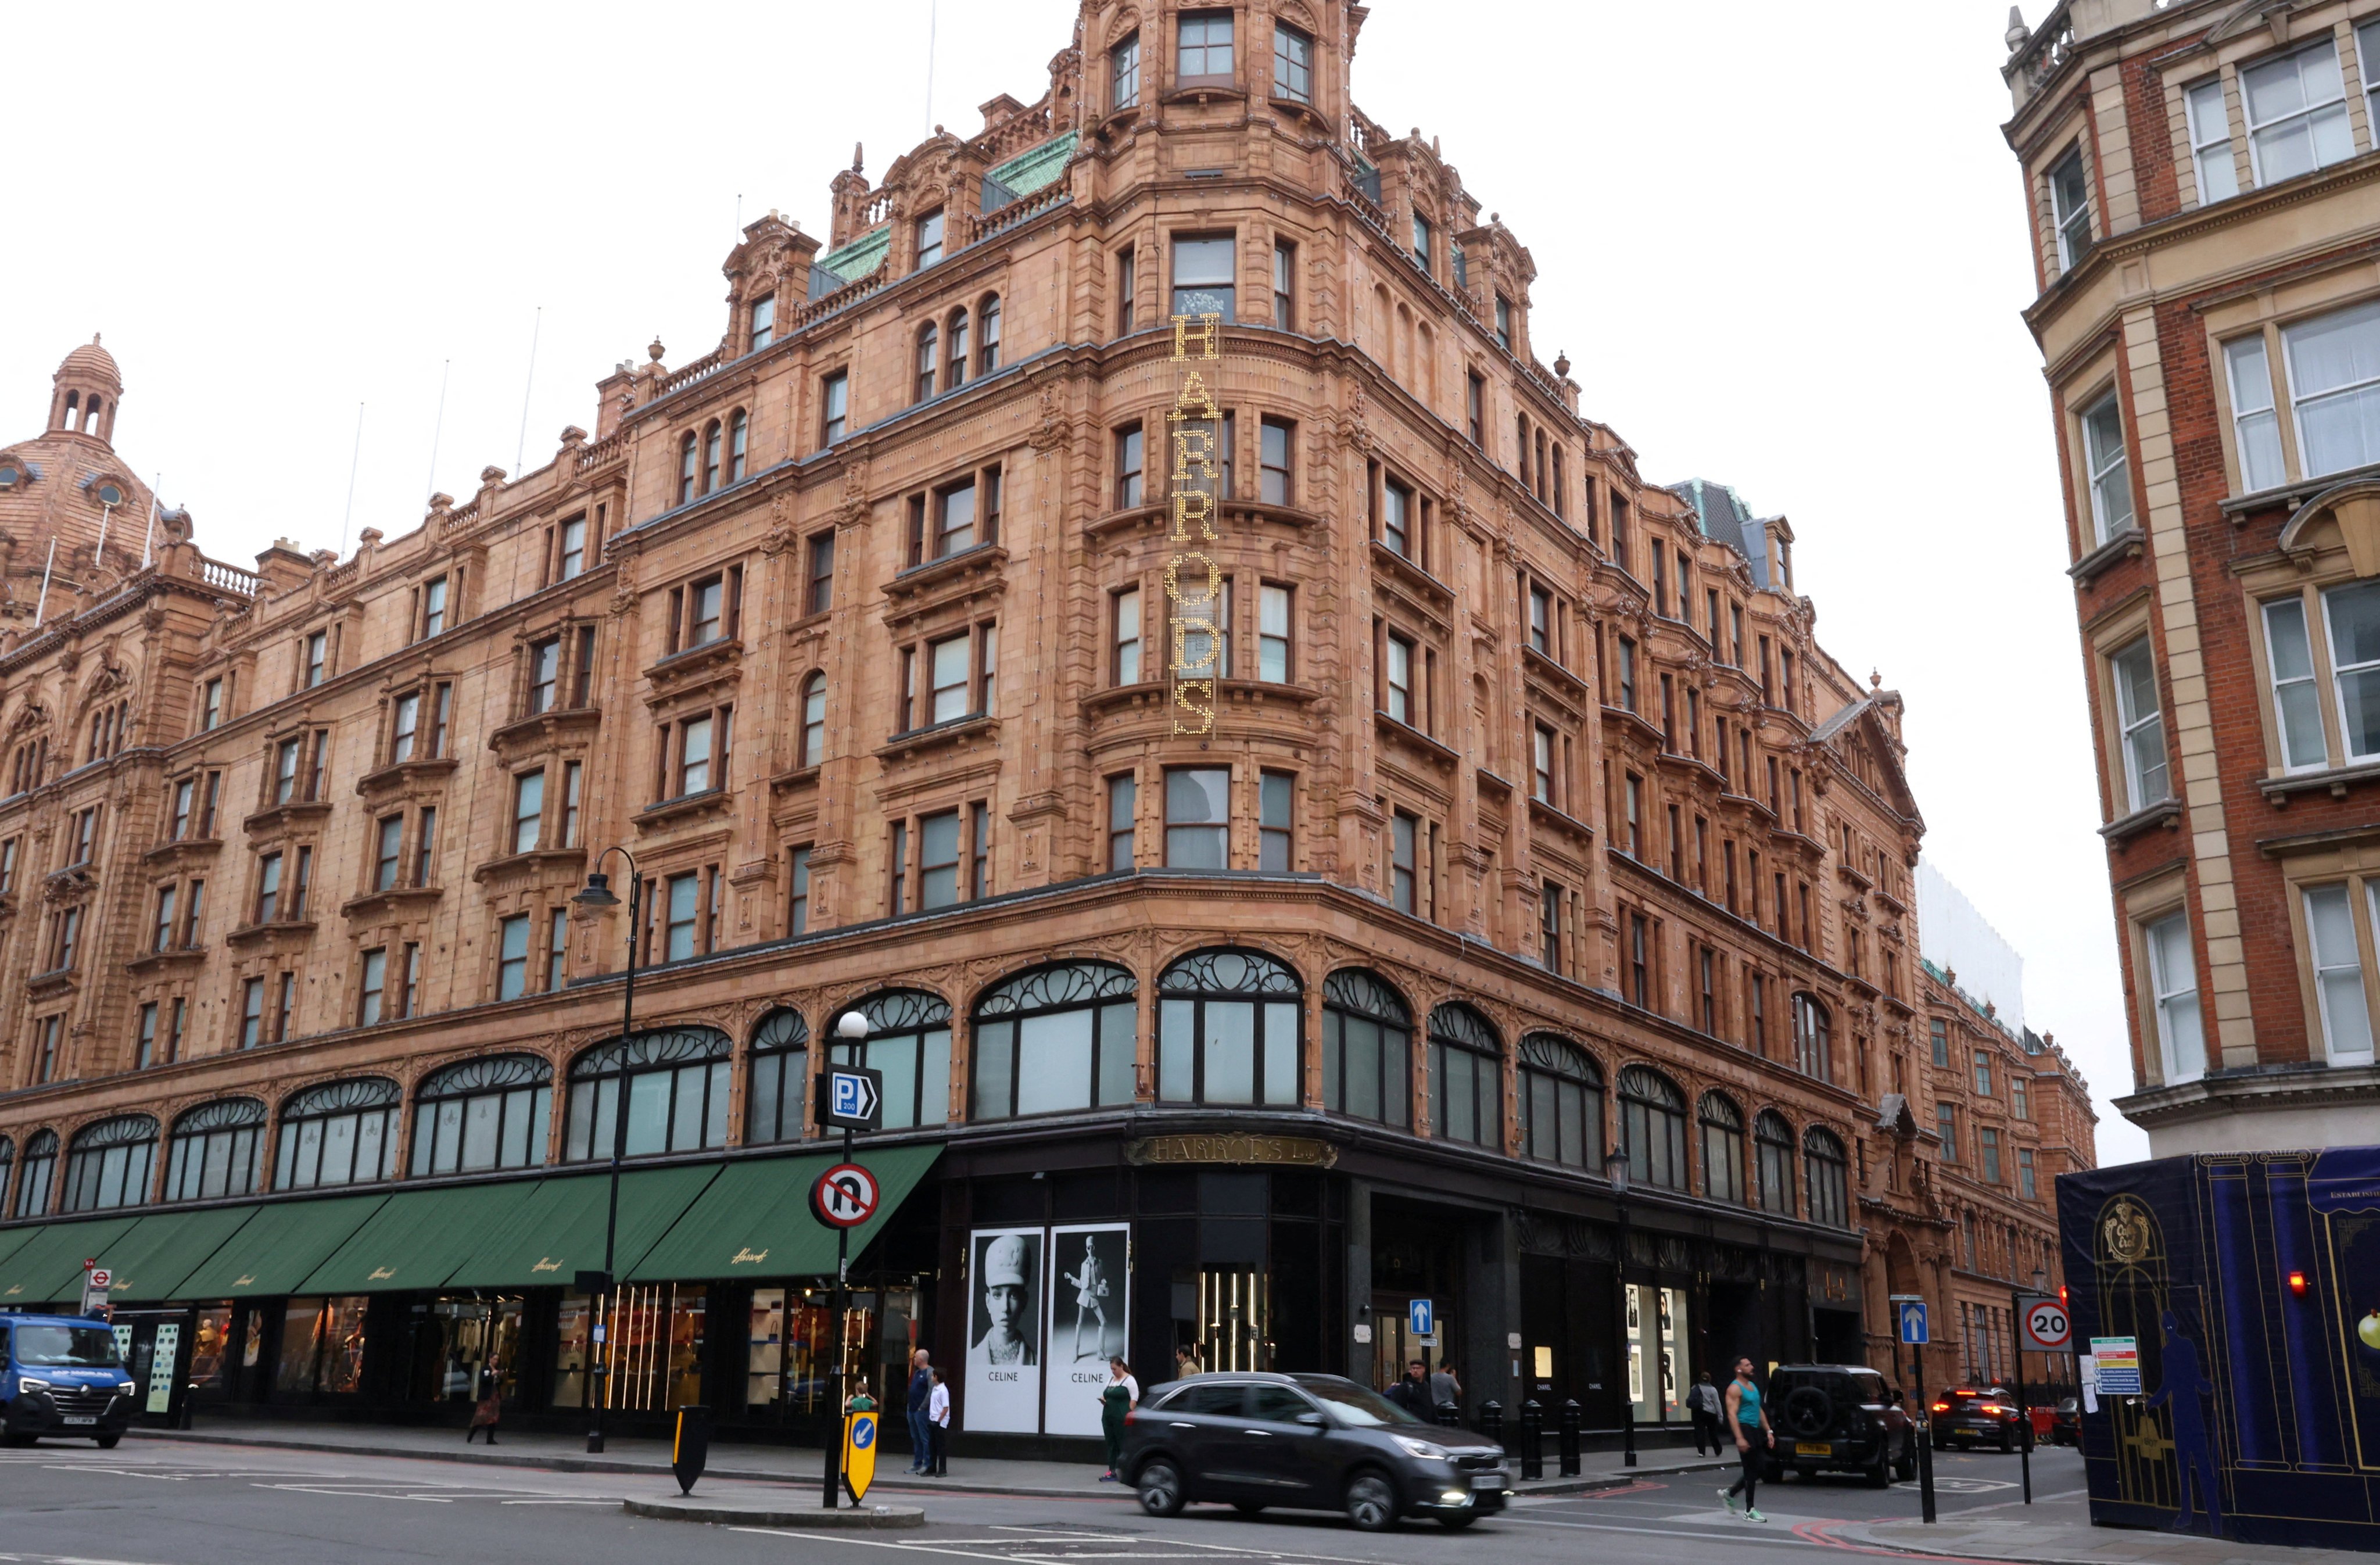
95, 1434, 121, 1450
1863, 1448, 1891, 1488
1137, 1459, 1185, 1517
1232, 1503, 1266, 1517
1344, 1471, 1399, 1532
1999, 1429, 2013, 1454
1895, 1436, 1918, 1482
1437, 1514, 1478, 1530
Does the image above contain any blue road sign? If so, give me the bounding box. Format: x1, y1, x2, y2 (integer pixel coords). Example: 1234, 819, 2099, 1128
1409, 1298, 1435, 1337
1898, 1299, 1930, 1345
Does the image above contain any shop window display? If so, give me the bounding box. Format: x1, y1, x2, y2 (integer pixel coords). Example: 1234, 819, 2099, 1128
277, 1295, 370, 1397
551, 1284, 707, 1411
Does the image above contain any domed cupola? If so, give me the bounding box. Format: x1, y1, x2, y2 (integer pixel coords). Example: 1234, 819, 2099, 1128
49, 334, 123, 446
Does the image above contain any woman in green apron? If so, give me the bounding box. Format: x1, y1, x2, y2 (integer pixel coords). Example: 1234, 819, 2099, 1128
1099, 1356, 1139, 1480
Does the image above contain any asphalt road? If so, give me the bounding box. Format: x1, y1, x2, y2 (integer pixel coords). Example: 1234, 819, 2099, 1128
0, 1436, 2085, 1564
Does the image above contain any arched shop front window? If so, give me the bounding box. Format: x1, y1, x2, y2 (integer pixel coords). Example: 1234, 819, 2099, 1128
1805, 1126, 1851, 1228
0, 1137, 12, 1215
972, 962, 1137, 1120
1518, 1034, 1602, 1168
166, 1098, 264, 1201
63, 1115, 156, 1212
1156, 948, 1302, 1106
745, 1009, 810, 1145
1321, 969, 1410, 1127
1755, 1109, 1797, 1216
564, 1027, 731, 1160
836, 991, 951, 1130
1698, 1092, 1746, 1205
1427, 1002, 1502, 1147
15, 1131, 56, 1217
412, 1055, 551, 1176
1617, 1065, 1689, 1192
277, 1079, 400, 1190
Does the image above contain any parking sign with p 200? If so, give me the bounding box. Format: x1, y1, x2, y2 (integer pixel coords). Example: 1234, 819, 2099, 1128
815, 1065, 884, 1130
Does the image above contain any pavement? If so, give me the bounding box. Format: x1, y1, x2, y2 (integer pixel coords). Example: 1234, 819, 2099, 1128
128, 1418, 1733, 1498
1830, 1494, 2374, 1565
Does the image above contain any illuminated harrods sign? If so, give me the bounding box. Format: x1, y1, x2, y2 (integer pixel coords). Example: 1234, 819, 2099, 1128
1127, 1134, 1338, 1168
1166, 311, 1225, 735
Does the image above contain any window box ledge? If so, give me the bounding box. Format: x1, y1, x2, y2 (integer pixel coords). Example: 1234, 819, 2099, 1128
1087, 679, 1323, 724
1372, 710, 1460, 771
1162, 80, 1246, 105
488, 707, 604, 758
1652, 750, 1729, 792
142, 836, 225, 871
356, 755, 461, 806
637, 789, 731, 831
1601, 704, 1667, 750
769, 762, 823, 792
244, 799, 334, 837
2067, 528, 2145, 585
1770, 826, 1829, 862
2259, 758, 2380, 805
2099, 797, 2182, 841
882, 545, 1009, 631
340, 884, 445, 921
42, 864, 97, 900
472, 846, 588, 887
126, 944, 207, 976
224, 917, 317, 951
1521, 644, 1594, 708
886, 542, 1008, 595
26, 966, 78, 998
877, 713, 998, 762
1368, 539, 1456, 612
1526, 796, 1596, 848
644, 638, 743, 693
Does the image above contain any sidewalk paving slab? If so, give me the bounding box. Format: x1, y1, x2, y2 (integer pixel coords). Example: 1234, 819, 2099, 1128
1833, 1512, 2372, 1565
623, 1490, 925, 1528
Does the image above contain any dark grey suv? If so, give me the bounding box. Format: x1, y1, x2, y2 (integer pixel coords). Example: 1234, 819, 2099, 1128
1122, 1371, 1510, 1531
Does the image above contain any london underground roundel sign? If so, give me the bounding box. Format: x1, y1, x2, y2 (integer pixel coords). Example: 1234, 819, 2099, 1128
812, 1162, 879, 1229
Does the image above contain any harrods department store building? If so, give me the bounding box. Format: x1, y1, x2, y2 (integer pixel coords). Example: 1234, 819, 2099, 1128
0, 0, 2092, 1449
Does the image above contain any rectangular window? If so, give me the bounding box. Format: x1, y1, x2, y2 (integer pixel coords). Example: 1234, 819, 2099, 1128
1259, 416, 1292, 504
1273, 241, 1294, 328
151, 884, 176, 952
1164, 767, 1230, 868
1273, 20, 1311, 101
240, 977, 264, 1048
2018, 1147, 2038, 1199
2049, 145, 2092, 268
1177, 10, 1234, 84
2081, 393, 2132, 542
303, 629, 327, 688
169, 778, 195, 839
429, 683, 452, 757
820, 370, 848, 446
135, 1001, 159, 1068
1750, 972, 1768, 1057
557, 512, 588, 581
1385, 632, 1414, 724
1628, 911, 1650, 1007
561, 761, 583, 848
1699, 947, 1718, 1034
1937, 1101, 1958, 1163
970, 800, 990, 899
1973, 1048, 1994, 1096
1381, 476, 1413, 556
788, 844, 812, 934
1528, 586, 1552, 656
2286, 300, 2380, 478
529, 637, 560, 714
888, 821, 908, 915
934, 479, 976, 557
1541, 882, 1564, 971
2242, 39, 2352, 187
2185, 78, 2238, 203
1466, 373, 1485, 445
2225, 334, 2285, 492
497, 912, 531, 998
1410, 211, 1433, 270
547, 907, 569, 991
421, 575, 449, 639
414, 805, 438, 886
1532, 724, 1554, 804
1930, 1016, 1948, 1067
1624, 772, 1643, 857
748, 292, 775, 351
929, 633, 970, 724
255, 851, 284, 924
1170, 233, 1235, 321
274, 737, 300, 804
181, 879, 205, 947
1258, 583, 1292, 681
1116, 245, 1137, 336
291, 844, 312, 918
2306, 884, 2376, 1062
679, 714, 714, 794
913, 207, 944, 270
2012, 1075, 2030, 1120
513, 769, 545, 855
918, 809, 961, 909
389, 692, 420, 763
803, 531, 836, 617
1618, 635, 1637, 711
1259, 770, 1293, 872
2145, 910, 2207, 1084
1390, 810, 1418, 914
1981, 1127, 2003, 1186
309, 728, 329, 801
1108, 774, 1137, 872
1112, 30, 1141, 108
359, 947, 387, 1026
662, 873, 699, 961
1115, 424, 1144, 508
2109, 638, 2170, 810
202, 676, 224, 730
1494, 294, 1512, 352
1112, 586, 1142, 684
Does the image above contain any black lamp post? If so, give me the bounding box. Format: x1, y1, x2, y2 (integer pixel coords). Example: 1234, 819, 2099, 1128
1603, 1147, 1636, 1469
821, 1009, 870, 1509
572, 848, 641, 1456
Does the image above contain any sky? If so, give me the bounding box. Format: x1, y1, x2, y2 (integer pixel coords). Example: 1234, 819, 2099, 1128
0, 1, 2146, 1163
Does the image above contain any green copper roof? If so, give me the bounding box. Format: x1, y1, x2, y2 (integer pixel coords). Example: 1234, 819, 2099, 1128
987, 131, 1076, 199
816, 224, 890, 287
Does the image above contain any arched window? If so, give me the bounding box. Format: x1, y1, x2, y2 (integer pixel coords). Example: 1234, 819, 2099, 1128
1321, 970, 1411, 1127
1754, 1110, 1796, 1216
63, 1115, 156, 1212
0, 1137, 12, 1213
1427, 1002, 1501, 1147
62, 391, 78, 429
1156, 948, 1302, 1106
85, 399, 103, 434
677, 432, 698, 506
412, 1055, 551, 1177
277, 1079, 400, 1190
745, 1009, 809, 1146
165, 1099, 265, 1201
915, 323, 939, 403
833, 991, 953, 1130
1699, 1093, 1746, 1204
1805, 1127, 1851, 1228
13, 1130, 56, 1217
945, 309, 970, 390
800, 673, 828, 767
973, 962, 1137, 1120
728, 410, 748, 484
978, 294, 1002, 374
702, 420, 723, 495
1618, 1065, 1688, 1191
1793, 993, 1831, 1081
564, 1026, 732, 1160
1518, 1034, 1603, 1168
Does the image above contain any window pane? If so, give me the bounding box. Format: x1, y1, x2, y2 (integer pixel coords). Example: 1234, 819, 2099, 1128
1017, 1009, 1096, 1116
1446, 1047, 1475, 1143
2264, 597, 2328, 768
2288, 301, 2380, 477
1160, 998, 1195, 1100
1263, 1001, 1298, 1105
973, 1019, 1013, 1119
2187, 79, 2238, 202
1200, 1000, 1256, 1104
2224, 336, 2284, 490
931, 636, 971, 723
2308, 884, 2375, 1062
2328, 582, 2380, 758
1166, 768, 1230, 868
624, 1070, 672, 1155
1098, 1001, 1137, 1105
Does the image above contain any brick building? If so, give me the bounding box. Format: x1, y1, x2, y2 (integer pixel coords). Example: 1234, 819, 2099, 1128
2002, 0, 2380, 1154
0, 0, 2082, 1448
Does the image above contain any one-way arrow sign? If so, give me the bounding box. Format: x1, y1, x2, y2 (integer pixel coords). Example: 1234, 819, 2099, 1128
816, 1064, 884, 1131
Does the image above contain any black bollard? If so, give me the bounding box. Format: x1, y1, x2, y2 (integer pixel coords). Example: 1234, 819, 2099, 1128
1519, 1399, 1544, 1481
1480, 1398, 1504, 1453
1558, 1399, 1582, 1477
671, 1405, 711, 1494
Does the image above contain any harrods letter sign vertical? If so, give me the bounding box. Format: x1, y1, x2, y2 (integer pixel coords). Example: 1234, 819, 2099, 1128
1166, 311, 1224, 734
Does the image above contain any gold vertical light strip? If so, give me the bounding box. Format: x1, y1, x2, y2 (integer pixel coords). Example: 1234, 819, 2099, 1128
1167, 311, 1224, 735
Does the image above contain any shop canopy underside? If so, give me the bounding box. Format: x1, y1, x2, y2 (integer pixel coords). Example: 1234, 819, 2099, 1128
0, 1145, 939, 1309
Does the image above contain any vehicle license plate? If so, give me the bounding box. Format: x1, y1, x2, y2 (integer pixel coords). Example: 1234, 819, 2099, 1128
62, 1416, 95, 1426
1470, 1473, 1503, 1489
1795, 1441, 1830, 1456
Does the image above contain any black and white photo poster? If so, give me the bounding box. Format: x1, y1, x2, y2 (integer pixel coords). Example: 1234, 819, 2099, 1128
963, 1227, 1042, 1433
1044, 1223, 1129, 1437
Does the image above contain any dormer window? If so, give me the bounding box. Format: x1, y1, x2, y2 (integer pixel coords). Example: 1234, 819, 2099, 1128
1273, 22, 1312, 103
1177, 10, 1234, 88
1112, 31, 1141, 109
0, 463, 20, 490
748, 293, 776, 351
915, 208, 945, 271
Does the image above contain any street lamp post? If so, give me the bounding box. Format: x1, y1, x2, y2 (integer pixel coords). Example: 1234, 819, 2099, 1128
572, 849, 641, 1456
1603, 1148, 1636, 1469
823, 1011, 870, 1510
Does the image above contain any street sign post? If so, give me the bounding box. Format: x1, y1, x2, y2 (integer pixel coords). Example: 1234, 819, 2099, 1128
843, 1407, 879, 1502
1408, 1298, 1434, 1338
1897, 1298, 1929, 1345
815, 1035, 886, 1511
2017, 1295, 2071, 1352
80, 1264, 110, 1319
816, 1066, 884, 1131
812, 1163, 880, 1229
1889, 1295, 1937, 1525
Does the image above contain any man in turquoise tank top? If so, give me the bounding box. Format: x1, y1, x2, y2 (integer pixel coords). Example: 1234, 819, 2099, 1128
1719, 1356, 1773, 1522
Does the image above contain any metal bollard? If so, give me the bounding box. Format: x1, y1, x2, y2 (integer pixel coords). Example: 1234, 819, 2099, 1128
1436, 1403, 1458, 1428
1480, 1399, 1504, 1453
1519, 1399, 1544, 1481
1558, 1399, 1581, 1477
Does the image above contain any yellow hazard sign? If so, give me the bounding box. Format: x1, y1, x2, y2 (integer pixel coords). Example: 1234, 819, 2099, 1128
842, 1409, 879, 1502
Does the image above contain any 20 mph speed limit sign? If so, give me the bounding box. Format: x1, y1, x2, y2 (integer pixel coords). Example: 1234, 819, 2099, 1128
2018, 1295, 2072, 1351
812, 1162, 880, 1229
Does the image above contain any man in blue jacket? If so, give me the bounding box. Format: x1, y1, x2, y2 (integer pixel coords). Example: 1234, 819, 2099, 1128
905, 1349, 934, 1474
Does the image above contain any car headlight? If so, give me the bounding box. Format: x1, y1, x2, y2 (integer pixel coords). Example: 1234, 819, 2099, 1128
1395, 1435, 1451, 1460
116, 1382, 137, 1395
17, 1377, 50, 1395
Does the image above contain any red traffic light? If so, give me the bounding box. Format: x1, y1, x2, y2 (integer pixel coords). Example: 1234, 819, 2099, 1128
2288, 1271, 2309, 1298
2058, 1284, 2069, 1309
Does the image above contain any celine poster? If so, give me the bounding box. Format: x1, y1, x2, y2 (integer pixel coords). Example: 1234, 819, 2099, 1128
963, 1227, 1043, 1433
1044, 1223, 1130, 1437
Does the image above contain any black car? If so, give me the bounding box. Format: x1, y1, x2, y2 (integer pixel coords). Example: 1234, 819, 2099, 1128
1759, 1364, 1916, 1487
1123, 1371, 1510, 1531
1929, 1386, 2027, 1451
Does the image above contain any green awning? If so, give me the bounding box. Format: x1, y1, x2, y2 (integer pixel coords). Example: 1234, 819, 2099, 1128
0, 1223, 45, 1273
91, 1206, 262, 1302
445, 1165, 720, 1291
174, 1193, 388, 1299
0, 1216, 144, 1307
629, 1144, 940, 1283
296, 1184, 532, 1294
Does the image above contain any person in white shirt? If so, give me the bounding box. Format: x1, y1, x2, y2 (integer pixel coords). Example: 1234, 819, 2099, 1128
926, 1368, 950, 1476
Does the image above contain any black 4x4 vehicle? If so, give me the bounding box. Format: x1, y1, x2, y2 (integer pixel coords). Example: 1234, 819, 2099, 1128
1760, 1364, 1916, 1487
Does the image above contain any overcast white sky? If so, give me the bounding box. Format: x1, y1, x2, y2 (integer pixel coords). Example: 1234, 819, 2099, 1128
0, 1, 2144, 1162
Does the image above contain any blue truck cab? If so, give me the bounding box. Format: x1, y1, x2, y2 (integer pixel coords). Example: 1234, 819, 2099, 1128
0, 1315, 137, 1446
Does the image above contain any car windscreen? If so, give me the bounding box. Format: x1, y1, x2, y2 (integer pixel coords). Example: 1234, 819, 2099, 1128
14, 1325, 121, 1368
1297, 1377, 1421, 1426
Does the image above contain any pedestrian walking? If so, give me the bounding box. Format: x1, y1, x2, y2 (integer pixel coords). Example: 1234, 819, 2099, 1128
1719, 1356, 1773, 1523
1387, 1359, 1429, 1417
1099, 1356, 1139, 1482
1174, 1344, 1202, 1380
927, 1368, 950, 1476
1428, 1360, 1462, 1423
465, 1361, 501, 1445
1688, 1370, 1723, 1455
905, 1348, 934, 1474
